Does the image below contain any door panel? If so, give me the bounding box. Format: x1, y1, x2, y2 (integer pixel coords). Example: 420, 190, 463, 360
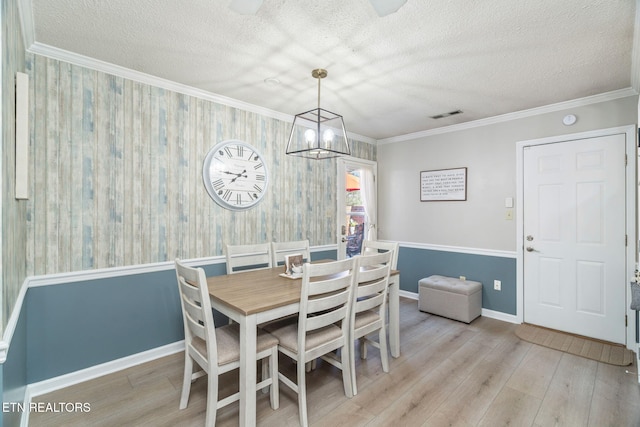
523, 134, 626, 344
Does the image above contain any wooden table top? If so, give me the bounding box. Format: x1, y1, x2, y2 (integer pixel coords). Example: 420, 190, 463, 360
206, 266, 303, 316
206, 262, 399, 316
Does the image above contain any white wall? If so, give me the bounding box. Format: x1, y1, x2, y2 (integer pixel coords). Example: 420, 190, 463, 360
377, 94, 638, 252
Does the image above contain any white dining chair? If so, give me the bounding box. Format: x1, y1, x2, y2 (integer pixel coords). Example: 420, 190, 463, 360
267, 258, 356, 427
225, 242, 272, 274
271, 239, 311, 267
349, 251, 393, 395
174, 259, 279, 426
361, 240, 399, 269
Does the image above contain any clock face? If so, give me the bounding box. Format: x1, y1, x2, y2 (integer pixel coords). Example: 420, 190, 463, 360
202, 140, 269, 211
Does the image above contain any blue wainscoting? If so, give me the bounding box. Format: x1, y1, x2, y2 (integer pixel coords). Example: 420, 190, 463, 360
26, 270, 184, 383
3, 302, 27, 427
2, 244, 515, 419
397, 246, 517, 315
4, 247, 339, 396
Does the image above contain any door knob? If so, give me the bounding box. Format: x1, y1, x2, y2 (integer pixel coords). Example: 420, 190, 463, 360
526, 246, 535, 252
341, 237, 348, 243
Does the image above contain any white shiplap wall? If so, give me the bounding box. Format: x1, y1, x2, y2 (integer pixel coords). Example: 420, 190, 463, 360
25, 53, 375, 276
2, 0, 27, 331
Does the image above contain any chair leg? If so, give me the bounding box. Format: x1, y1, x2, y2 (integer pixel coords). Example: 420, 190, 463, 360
261, 358, 269, 394
360, 337, 368, 360
349, 335, 357, 396
297, 358, 309, 427
269, 347, 280, 409
205, 369, 218, 427
379, 327, 389, 373
340, 345, 354, 398
179, 354, 193, 409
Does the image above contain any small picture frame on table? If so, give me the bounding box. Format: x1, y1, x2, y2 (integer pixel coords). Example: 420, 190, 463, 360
284, 253, 304, 276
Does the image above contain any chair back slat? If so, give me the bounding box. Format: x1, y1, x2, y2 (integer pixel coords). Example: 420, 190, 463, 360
225, 243, 272, 274
355, 291, 386, 313
271, 240, 311, 266
353, 251, 392, 318
306, 305, 349, 331
361, 240, 399, 270
182, 298, 208, 341
175, 259, 218, 364
308, 274, 352, 295
298, 258, 355, 348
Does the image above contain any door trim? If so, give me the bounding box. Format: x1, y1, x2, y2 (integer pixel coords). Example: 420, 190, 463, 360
516, 125, 637, 349
337, 157, 378, 260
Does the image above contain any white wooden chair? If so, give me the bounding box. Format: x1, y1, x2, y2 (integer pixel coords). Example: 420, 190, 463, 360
225, 243, 272, 274
174, 259, 279, 426
349, 251, 393, 395
267, 258, 356, 427
361, 240, 399, 269
271, 239, 311, 266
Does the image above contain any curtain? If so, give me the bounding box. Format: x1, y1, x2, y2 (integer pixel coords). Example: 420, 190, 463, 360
361, 167, 377, 241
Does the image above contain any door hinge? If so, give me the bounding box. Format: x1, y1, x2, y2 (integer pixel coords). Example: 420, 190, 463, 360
625, 315, 628, 327
625, 154, 627, 166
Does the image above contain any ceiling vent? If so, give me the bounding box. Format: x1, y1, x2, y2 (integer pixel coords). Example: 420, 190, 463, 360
430, 110, 463, 120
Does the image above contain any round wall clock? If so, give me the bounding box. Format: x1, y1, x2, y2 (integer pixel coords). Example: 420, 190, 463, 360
202, 140, 269, 211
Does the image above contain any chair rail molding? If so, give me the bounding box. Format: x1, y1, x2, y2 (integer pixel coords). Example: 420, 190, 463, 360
397, 241, 517, 259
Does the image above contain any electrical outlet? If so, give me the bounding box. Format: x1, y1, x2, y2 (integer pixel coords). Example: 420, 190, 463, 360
494, 280, 501, 291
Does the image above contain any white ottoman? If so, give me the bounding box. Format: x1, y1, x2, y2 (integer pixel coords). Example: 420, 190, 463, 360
418, 275, 482, 323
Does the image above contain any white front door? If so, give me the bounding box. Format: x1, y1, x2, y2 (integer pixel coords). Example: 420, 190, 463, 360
523, 133, 627, 343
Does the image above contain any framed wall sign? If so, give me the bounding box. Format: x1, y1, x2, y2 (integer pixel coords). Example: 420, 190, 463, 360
420, 167, 467, 201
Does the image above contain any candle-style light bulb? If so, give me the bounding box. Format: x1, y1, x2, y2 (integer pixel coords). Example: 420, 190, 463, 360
322, 129, 334, 146
304, 129, 316, 147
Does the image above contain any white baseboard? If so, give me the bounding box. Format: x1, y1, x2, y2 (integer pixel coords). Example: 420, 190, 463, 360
400, 291, 519, 324
399, 290, 418, 300
19, 341, 183, 426
481, 308, 519, 324
27, 341, 184, 398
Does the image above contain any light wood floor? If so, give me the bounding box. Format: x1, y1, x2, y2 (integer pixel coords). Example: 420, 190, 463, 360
30, 298, 640, 426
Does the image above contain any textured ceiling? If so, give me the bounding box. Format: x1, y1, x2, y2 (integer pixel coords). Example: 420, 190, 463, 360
29, 0, 637, 140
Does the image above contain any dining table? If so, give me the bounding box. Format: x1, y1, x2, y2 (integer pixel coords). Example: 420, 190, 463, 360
205, 260, 400, 427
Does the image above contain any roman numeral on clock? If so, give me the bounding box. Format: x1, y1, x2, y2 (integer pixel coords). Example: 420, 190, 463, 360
212, 179, 225, 191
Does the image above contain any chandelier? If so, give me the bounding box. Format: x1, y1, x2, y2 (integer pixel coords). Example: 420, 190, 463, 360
285, 69, 351, 160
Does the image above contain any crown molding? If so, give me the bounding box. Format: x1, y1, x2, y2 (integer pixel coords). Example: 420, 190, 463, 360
28, 42, 294, 121
25, 42, 376, 145
377, 87, 639, 145
19, 3, 637, 148
16, 0, 35, 49
632, 0, 640, 92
